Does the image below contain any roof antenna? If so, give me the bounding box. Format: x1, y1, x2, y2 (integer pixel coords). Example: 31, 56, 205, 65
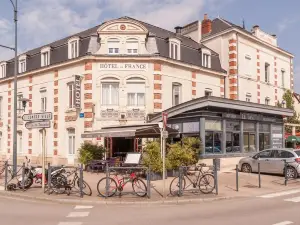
242, 19, 245, 29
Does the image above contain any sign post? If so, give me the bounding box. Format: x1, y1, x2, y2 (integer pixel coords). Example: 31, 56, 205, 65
23, 112, 52, 192
161, 112, 168, 198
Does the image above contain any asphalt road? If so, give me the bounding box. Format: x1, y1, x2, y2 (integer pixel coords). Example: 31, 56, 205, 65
1, 189, 300, 225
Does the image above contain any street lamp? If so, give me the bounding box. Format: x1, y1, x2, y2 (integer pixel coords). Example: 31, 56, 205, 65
0, 0, 18, 174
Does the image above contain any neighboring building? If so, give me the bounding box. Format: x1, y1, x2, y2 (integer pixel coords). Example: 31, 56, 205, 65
0, 17, 226, 164
180, 14, 294, 105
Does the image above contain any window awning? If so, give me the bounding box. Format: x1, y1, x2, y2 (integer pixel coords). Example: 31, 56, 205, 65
81, 123, 179, 138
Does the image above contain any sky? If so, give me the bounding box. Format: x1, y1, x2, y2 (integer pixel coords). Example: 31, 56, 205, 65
0, 0, 299, 91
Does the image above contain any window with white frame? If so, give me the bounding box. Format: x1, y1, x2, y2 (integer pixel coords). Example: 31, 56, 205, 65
265, 63, 270, 83
244, 55, 252, 76
202, 50, 211, 68
0, 63, 6, 78
41, 51, 50, 67
19, 59, 26, 73
40, 89, 47, 112
246, 93, 251, 102
204, 88, 212, 96
17, 131, 22, 153
169, 39, 180, 60
172, 83, 182, 106
68, 128, 76, 155
68, 38, 79, 59
108, 38, 120, 54
281, 69, 285, 88
126, 38, 138, 54
17, 93, 23, 115
265, 97, 270, 105
127, 77, 145, 106
67, 83, 74, 108
101, 79, 119, 106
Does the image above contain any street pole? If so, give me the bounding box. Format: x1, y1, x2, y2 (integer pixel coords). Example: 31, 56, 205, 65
12, 0, 18, 175
42, 128, 46, 192
162, 131, 166, 198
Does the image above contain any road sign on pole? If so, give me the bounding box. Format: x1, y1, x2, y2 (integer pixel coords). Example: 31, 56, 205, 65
25, 121, 51, 129
22, 112, 52, 121
162, 112, 168, 129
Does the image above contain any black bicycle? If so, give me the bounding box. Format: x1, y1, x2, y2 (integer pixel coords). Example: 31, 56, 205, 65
169, 163, 215, 196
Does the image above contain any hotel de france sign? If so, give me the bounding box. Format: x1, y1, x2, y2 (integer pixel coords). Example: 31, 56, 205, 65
99, 63, 148, 71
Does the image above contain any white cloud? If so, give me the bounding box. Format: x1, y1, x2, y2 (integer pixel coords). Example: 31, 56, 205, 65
0, 0, 229, 61
278, 17, 299, 33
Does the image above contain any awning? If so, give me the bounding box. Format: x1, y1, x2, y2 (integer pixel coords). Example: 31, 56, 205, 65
286, 135, 300, 143
81, 124, 179, 138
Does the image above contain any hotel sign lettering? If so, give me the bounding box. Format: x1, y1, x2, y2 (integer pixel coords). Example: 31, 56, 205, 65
74, 75, 81, 109
99, 63, 148, 71
222, 113, 277, 123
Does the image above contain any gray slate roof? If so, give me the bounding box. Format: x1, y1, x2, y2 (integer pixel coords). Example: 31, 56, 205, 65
3, 17, 225, 78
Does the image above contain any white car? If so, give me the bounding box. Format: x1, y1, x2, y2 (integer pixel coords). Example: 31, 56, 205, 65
238, 148, 300, 178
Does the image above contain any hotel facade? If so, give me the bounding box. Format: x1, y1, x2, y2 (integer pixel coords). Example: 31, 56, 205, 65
0, 15, 294, 164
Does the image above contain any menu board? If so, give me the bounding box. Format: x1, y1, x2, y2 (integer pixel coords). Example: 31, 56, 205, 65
272, 125, 283, 148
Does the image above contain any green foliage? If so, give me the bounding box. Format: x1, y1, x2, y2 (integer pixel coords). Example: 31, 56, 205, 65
78, 142, 106, 165
142, 141, 170, 173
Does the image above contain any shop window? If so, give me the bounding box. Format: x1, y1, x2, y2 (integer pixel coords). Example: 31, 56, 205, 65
226, 121, 240, 153
172, 83, 182, 106
126, 38, 138, 54
108, 38, 120, 54
101, 77, 119, 106
243, 122, 256, 152
259, 123, 270, 151
205, 120, 221, 131
205, 132, 222, 154
127, 78, 145, 106
68, 128, 76, 155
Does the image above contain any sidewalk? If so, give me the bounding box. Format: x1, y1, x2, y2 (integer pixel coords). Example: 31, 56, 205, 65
0, 170, 299, 205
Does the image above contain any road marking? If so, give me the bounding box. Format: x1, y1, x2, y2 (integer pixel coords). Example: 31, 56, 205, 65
284, 196, 300, 202
58, 223, 83, 225
272, 221, 293, 225
258, 190, 300, 198
74, 205, 94, 209
66, 212, 90, 218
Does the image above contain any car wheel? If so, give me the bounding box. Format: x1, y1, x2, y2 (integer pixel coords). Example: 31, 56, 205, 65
241, 163, 252, 173
286, 167, 298, 179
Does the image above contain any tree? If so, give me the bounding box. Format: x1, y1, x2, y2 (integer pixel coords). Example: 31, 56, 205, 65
78, 142, 106, 165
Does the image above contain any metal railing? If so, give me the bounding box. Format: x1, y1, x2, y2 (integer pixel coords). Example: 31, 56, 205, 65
3, 162, 27, 191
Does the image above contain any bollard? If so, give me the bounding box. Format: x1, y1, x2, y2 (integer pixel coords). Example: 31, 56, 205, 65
284, 160, 287, 186
258, 162, 261, 188
47, 164, 51, 194
105, 163, 109, 199
4, 162, 8, 191
79, 164, 84, 198
236, 164, 239, 192
178, 167, 183, 197
214, 160, 219, 195
22, 162, 25, 191
147, 166, 151, 199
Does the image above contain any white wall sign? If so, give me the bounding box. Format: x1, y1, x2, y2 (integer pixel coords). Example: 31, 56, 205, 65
74, 75, 81, 109
99, 63, 148, 71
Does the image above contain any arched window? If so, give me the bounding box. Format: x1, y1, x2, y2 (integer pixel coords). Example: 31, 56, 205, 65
107, 38, 120, 54
172, 82, 182, 106
126, 38, 138, 54
101, 77, 120, 106
127, 77, 145, 106
68, 128, 76, 155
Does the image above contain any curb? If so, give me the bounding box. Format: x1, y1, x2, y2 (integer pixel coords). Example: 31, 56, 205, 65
0, 191, 243, 205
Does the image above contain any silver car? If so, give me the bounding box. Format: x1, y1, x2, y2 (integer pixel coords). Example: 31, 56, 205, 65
238, 148, 300, 178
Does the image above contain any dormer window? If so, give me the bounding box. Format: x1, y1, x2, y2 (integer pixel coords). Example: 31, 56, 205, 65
41, 47, 51, 67
107, 38, 120, 54
126, 38, 138, 54
169, 38, 181, 60
0, 62, 6, 78
68, 37, 79, 59
202, 49, 211, 68
18, 55, 27, 73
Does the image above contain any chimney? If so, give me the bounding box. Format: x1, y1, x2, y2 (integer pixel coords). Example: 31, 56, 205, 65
174, 26, 182, 34
201, 13, 212, 35
271, 34, 277, 38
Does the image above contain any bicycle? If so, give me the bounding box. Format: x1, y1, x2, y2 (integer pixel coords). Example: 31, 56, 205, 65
97, 169, 147, 197
169, 163, 215, 196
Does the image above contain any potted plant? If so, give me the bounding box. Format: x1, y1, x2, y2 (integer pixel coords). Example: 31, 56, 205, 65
78, 142, 106, 171
142, 140, 170, 181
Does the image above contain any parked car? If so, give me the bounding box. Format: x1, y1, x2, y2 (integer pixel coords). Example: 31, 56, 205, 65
238, 148, 300, 178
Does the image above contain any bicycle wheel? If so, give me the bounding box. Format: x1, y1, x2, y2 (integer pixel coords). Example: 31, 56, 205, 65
132, 178, 147, 197
52, 175, 67, 194
169, 176, 186, 197
199, 174, 215, 194
76, 179, 92, 196
97, 177, 117, 197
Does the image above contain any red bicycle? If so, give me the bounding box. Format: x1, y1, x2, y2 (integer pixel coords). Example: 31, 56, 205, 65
97, 169, 147, 197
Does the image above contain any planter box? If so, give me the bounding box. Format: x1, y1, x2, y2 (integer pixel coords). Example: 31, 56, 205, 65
147, 171, 167, 181
167, 170, 179, 177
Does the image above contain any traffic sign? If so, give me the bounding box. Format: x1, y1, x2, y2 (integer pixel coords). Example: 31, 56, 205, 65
22, 112, 52, 121
25, 121, 51, 129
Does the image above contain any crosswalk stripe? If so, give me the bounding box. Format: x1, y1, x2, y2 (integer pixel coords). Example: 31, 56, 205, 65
66, 212, 90, 218
272, 221, 293, 225
58, 223, 83, 225
258, 190, 300, 198
284, 196, 300, 203
74, 205, 94, 210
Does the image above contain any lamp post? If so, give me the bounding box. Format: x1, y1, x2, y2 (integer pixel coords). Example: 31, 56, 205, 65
0, 0, 18, 174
